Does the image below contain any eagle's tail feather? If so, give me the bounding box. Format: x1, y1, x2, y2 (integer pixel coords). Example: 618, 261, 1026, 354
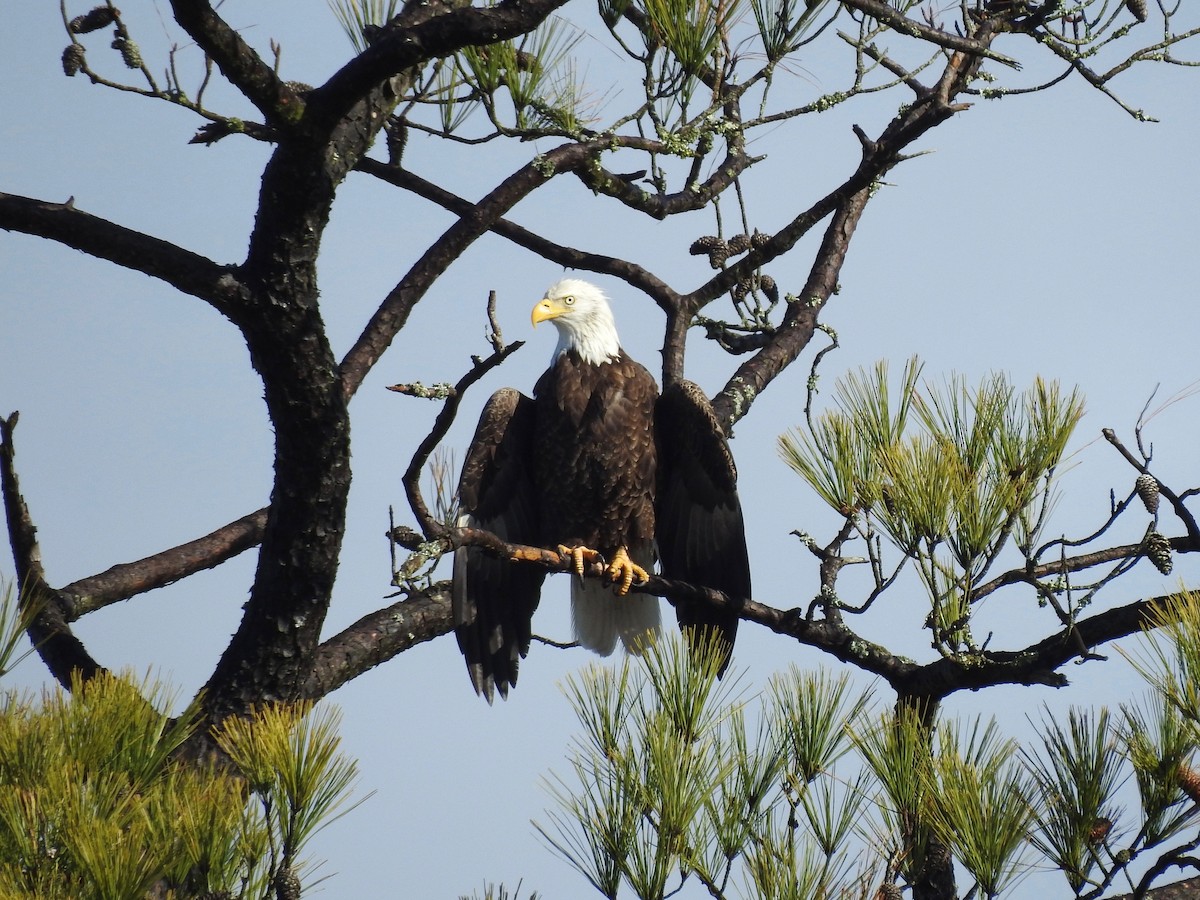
571, 576, 661, 657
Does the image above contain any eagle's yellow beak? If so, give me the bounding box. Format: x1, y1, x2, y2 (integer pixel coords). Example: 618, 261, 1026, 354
531, 296, 569, 326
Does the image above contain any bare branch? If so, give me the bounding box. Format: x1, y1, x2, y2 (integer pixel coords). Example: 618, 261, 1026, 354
1104, 427, 1200, 540
0, 193, 246, 318
60, 509, 267, 618
354, 158, 679, 309
340, 142, 682, 396
0, 413, 105, 688
303, 584, 455, 700
838, 0, 1021, 68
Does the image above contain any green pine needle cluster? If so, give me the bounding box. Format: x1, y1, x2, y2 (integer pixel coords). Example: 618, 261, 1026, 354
924, 719, 1035, 899
1025, 708, 1124, 893
459, 883, 541, 900
641, 0, 741, 77
537, 634, 878, 900
216, 701, 364, 878
326, 0, 401, 53
780, 359, 1082, 558
778, 358, 1083, 653
541, 607, 1200, 900
0, 582, 42, 678
750, 0, 829, 63
0, 643, 360, 900
440, 19, 587, 136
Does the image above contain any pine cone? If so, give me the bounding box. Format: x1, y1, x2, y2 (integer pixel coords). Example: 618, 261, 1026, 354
751, 229, 770, 250
386, 118, 408, 164
69, 6, 118, 34
873, 883, 904, 900
62, 43, 86, 76
726, 232, 751, 255
1135, 473, 1160, 515
1089, 816, 1113, 843
1179, 763, 1200, 804
274, 868, 301, 900
1125, 0, 1148, 22
1146, 530, 1173, 575
760, 274, 779, 304
112, 36, 143, 69
688, 235, 728, 269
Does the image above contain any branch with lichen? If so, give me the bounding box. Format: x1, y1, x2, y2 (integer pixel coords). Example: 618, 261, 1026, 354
395, 331, 525, 544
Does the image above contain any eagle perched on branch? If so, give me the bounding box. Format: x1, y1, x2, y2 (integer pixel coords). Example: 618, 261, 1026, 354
452, 279, 751, 701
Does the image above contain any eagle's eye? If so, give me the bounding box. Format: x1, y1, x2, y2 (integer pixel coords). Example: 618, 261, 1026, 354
564, 296, 575, 305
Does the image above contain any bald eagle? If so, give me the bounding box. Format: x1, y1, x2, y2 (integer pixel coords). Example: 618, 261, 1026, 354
452, 279, 750, 701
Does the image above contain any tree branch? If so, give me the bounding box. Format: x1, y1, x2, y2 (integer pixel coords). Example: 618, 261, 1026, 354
167, 0, 303, 129
1104, 426, 1200, 541
0, 413, 105, 687
0, 193, 245, 318
59, 509, 267, 619
838, 0, 1020, 68
339, 141, 596, 395
710, 185, 871, 431
970, 534, 1200, 605
354, 158, 679, 308
401, 338, 526, 539
571, 134, 759, 220
701, 39, 980, 430
303, 584, 454, 700
308, 0, 572, 134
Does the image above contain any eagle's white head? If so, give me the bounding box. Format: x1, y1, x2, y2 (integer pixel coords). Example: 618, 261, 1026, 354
531, 278, 622, 366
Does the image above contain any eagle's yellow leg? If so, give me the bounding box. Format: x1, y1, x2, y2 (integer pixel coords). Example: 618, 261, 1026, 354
557, 545, 605, 579
606, 546, 650, 597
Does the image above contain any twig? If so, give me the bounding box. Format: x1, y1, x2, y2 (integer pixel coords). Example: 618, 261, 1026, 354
803, 322, 841, 422
1104, 427, 1200, 542
399, 325, 525, 539
486, 289, 505, 353
531, 634, 580, 649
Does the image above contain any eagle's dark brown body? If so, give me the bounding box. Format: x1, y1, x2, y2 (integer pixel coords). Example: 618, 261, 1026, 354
532, 349, 657, 557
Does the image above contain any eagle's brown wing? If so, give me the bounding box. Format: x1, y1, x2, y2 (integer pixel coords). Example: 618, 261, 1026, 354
453, 388, 545, 702
655, 380, 750, 673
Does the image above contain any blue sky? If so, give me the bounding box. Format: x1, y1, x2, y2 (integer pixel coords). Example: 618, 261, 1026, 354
3, 2, 1199, 897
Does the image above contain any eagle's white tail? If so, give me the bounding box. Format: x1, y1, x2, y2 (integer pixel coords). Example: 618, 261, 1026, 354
571, 561, 661, 656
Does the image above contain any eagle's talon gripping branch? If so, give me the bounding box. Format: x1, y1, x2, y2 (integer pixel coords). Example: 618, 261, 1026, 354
557, 544, 605, 580
606, 546, 649, 596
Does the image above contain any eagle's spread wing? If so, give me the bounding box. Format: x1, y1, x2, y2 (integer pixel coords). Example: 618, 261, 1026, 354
655, 380, 750, 673
453, 388, 545, 702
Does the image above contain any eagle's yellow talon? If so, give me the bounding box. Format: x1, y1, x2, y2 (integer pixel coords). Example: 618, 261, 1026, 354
555, 545, 647, 595
557, 544, 604, 579
607, 547, 649, 597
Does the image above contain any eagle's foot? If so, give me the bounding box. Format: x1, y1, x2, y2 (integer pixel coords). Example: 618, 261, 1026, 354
606, 546, 649, 597
557, 544, 605, 580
